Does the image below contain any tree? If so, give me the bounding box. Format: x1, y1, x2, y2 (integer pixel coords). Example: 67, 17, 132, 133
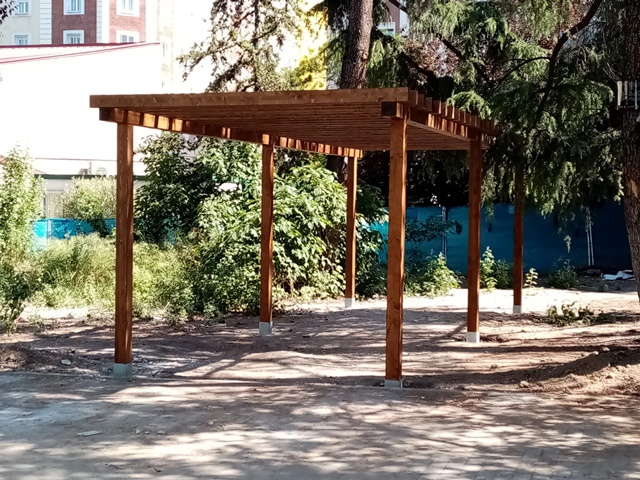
340, 0, 375, 88
61, 177, 117, 237
619, 0, 640, 299
0, 0, 15, 26
179, 0, 306, 92
0, 149, 42, 262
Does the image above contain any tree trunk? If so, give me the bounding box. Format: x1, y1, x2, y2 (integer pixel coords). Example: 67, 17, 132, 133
327, 0, 374, 179
340, 0, 374, 89
622, 0, 640, 300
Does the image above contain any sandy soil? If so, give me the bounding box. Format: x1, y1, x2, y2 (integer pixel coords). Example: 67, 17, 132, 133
2, 286, 639, 396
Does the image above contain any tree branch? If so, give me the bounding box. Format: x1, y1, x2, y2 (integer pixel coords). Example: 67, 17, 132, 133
533, 0, 604, 126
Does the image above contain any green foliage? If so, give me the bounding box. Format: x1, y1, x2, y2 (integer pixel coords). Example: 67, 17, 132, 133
135, 134, 261, 243
0, 148, 42, 332
480, 247, 512, 290
406, 254, 459, 297
547, 261, 578, 289
62, 176, 116, 237
0, 263, 35, 334
0, 148, 42, 262
194, 161, 348, 315
545, 302, 595, 326
33, 235, 192, 318
132, 242, 194, 318
179, 0, 306, 92
355, 184, 388, 298
34, 235, 115, 308
525, 267, 539, 289
405, 216, 461, 270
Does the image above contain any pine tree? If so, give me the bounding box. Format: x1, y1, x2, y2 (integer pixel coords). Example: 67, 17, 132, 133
179, 0, 306, 92
0, 0, 15, 25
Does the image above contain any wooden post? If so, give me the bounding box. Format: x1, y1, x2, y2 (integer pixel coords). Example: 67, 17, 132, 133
513, 164, 524, 314
467, 138, 482, 343
114, 122, 134, 377
385, 115, 407, 387
260, 141, 275, 335
345, 156, 358, 308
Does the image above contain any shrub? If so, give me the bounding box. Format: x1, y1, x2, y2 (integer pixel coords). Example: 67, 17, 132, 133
406, 254, 459, 297
0, 148, 42, 262
133, 242, 194, 317
545, 303, 595, 326
33, 235, 194, 317
0, 264, 36, 333
480, 247, 513, 290
34, 234, 115, 308
547, 261, 578, 289
0, 149, 42, 332
525, 267, 539, 288
61, 176, 116, 237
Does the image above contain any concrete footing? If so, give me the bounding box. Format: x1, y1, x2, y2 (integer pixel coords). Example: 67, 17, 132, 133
259, 321, 273, 336
344, 298, 355, 309
513, 305, 522, 314
113, 363, 133, 378
384, 379, 403, 388
466, 331, 481, 343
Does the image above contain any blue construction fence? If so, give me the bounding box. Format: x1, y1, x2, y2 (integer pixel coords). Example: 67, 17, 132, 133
34, 203, 632, 275
373, 203, 631, 275
33, 218, 115, 249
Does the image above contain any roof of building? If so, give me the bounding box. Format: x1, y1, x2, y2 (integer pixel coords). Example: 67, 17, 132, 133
0, 42, 161, 65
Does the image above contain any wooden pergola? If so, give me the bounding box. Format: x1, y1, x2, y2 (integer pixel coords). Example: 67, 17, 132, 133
90, 88, 511, 386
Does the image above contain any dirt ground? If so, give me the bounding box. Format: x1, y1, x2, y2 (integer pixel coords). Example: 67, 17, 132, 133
1, 286, 640, 479
2, 285, 640, 395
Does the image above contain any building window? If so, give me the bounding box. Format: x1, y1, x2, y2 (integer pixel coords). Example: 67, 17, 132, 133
117, 0, 139, 16
63, 30, 85, 44
13, 34, 30, 45
15, 1, 30, 15
65, 0, 84, 15
378, 22, 397, 36
117, 30, 139, 43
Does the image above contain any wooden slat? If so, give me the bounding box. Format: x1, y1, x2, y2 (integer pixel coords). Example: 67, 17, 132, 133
386, 115, 408, 384
101, 108, 362, 157
345, 156, 358, 302
467, 139, 483, 337
115, 123, 134, 367
90, 88, 413, 109
513, 164, 525, 312
260, 142, 275, 328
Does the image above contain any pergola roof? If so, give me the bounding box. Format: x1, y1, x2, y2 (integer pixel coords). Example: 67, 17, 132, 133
90, 88, 498, 155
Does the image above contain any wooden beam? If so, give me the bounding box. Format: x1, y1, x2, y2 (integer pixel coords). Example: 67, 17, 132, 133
467, 139, 483, 343
90, 87, 413, 109
100, 108, 362, 158
114, 123, 134, 376
385, 114, 408, 387
345, 156, 358, 308
260, 141, 275, 335
513, 164, 525, 315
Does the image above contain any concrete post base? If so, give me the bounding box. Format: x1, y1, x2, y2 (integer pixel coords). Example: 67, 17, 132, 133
466, 331, 481, 343
384, 379, 403, 388
259, 321, 273, 336
113, 363, 133, 378
513, 305, 522, 314
344, 298, 355, 309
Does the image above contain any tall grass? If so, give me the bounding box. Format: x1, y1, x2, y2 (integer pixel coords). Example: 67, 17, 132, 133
32, 235, 192, 315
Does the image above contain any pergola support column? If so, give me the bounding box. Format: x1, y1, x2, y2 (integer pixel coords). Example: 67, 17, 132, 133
345, 156, 358, 309
467, 138, 482, 343
114, 122, 134, 377
385, 115, 408, 388
260, 141, 275, 335
513, 164, 524, 314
